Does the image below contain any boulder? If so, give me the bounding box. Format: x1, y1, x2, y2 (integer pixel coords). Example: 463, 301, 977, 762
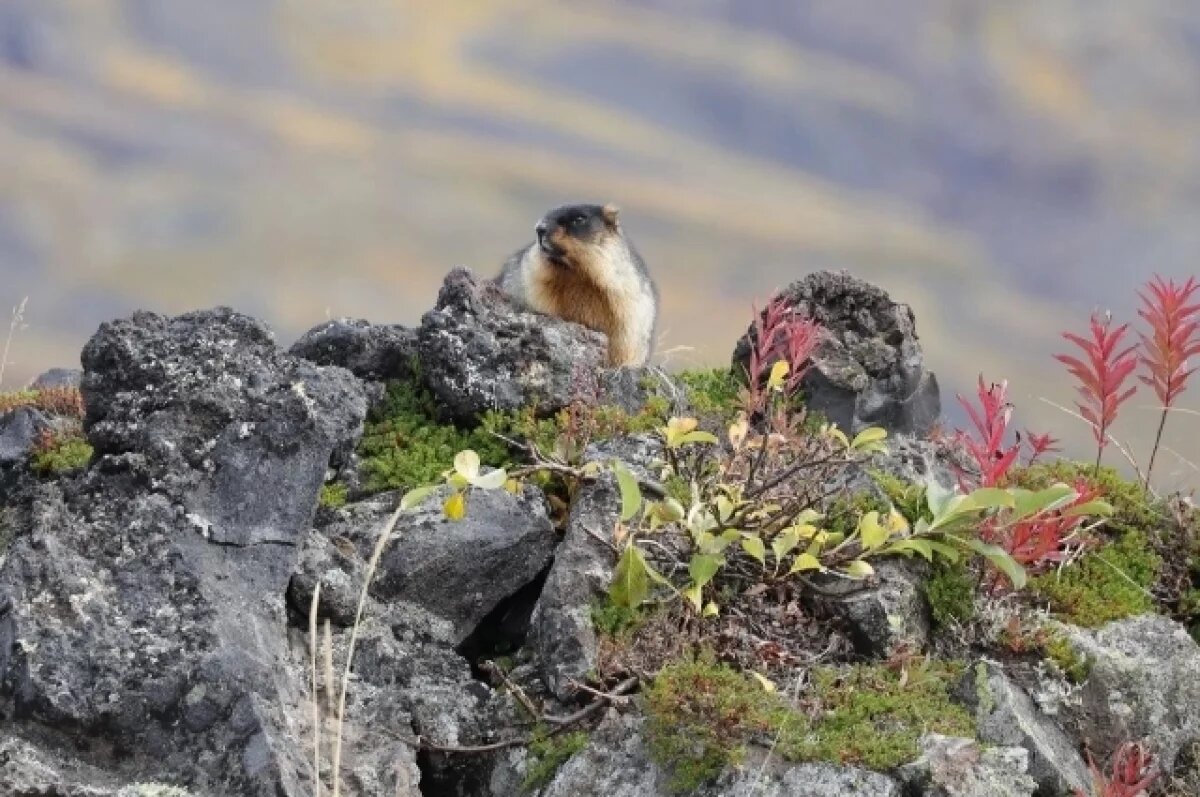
0, 307, 369, 795
897, 734, 1036, 797
732, 270, 940, 437
1059, 614, 1200, 774
0, 405, 48, 465
288, 317, 416, 384
954, 659, 1091, 795
416, 268, 649, 423
30, 367, 83, 389
807, 558, 932, 659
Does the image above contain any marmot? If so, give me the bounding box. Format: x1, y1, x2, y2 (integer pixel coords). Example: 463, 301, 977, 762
496, 203, 659, 367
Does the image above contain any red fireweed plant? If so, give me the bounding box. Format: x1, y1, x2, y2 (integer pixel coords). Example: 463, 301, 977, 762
1075, 741, 1159, 797
741, 296, 822, 416
1137, 274, 1200, 489
953, 376, 1021, 489
1055, 312, 1139, 475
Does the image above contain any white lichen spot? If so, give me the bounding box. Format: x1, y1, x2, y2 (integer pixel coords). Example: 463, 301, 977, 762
185, 513, 212, 538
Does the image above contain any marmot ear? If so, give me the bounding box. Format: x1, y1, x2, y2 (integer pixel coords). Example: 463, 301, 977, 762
601, 204, 621, 230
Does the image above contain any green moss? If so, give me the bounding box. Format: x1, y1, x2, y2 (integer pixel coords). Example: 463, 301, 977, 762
1030, 531, 1160, 628
645, 652, 781, 792
974, 662, 995, 714
923, 562, 977, 628
777, 660, 975, 771
870, 471, 933, 525
1041, 632, 1091, 684
357, 380, 510, 493
1012, 461, 1158, 534
822, 490, 890, 538
522, 728, 589, 792
676, 368, 742, 421
591, 600, 644, 637
319, 483, 348, 509
31, 433, 92, 474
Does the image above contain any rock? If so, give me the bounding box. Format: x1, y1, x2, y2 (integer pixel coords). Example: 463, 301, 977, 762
416, 268, 646, 422
896, 734, 1036, 797
0, 307, 370, 795
807, 558, 932, 658
527, 712, 902, 797
732, 270, 940, 437
0, 405, 48, 465
1059, 614, 1200, 773
305, 487, 557, 645
531, 435, 661, 700
288, 317, 416, 384
954, 660, 1091, 795
30, 367, 83, 389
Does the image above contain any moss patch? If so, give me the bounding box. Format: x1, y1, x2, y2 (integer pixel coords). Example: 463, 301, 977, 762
318, 483, 348, 509
31, 431, 92, 474
1012, 461, 1158, 534
1030, 531, 1160, 628
1041, 631, 1091, 683
676, 368, 742, 422
923, 562, 977, 628
0, 386, 84, 418
644, 653, 974, 791
521, 728, 589, 792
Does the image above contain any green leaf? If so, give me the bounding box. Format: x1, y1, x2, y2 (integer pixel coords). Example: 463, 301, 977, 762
400, 485, 437, 511
859, 511, 889, 550
772, 528, 802, 563
850, 427, 889, 454
702, 601, 720, 618
964, 487, 1016, 511
843, 559, 875, 579
925, 540, 962, 562
443, 491, 466, 520
453, 450, 481, 481
683, 583, 703, 611
689, 553, 724, 588
823, 424, 850, 450
883, 538, 934, 561
676, 431, 719, 446
741, 535, 766, 566
787, 553, 822, 574
1061, 499, 1114, 518
750, 672, 776, 692
1013, 484, 1076, 520
612, 461, 643, 521
610, 545, 652, 609
962, 538, 1027, 589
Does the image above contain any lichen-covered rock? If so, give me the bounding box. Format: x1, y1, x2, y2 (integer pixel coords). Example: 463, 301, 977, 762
1059, 614, 1200, 773
732, 270, 940, 437
524, 712, 903, 797
417, 268, 648, 422
531, 435, 661, 701
954, 660, 1091, 795
897, 734, 1036, 797
0, 307, 370, 796
0, 405, 48, 465
299, 487, 557, 645
807, 558, 932, 659
288, 317, 416, 384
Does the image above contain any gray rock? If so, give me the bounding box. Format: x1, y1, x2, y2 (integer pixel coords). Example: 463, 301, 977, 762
1060, 614, 1200, 773
288, 317, 416, 383
0, 307, 369, 795
807, 557, 932, 658
531, 435, 661, 701
897, 734, 1036, 797
732, 270, 940, 437
417, 268, 643, 422
531, 712, 902, 797
31, 367, 83, 389
311, 487, 557, 645
0, 405, 49, 465
954, 660, 1091, 795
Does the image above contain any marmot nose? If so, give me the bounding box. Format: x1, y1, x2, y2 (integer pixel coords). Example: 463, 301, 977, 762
535, 221, 548, 244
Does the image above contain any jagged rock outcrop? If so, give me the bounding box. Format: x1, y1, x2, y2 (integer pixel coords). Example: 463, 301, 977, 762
897, 734, 1037, 797
732, 270, 940, 436
0, 406, 47, 466
289, 317, 417, 384
0, 308, 369, 795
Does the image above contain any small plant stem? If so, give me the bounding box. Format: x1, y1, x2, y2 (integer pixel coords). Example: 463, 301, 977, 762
330, 501, 406, 797
308, 583, 323, 797
0, 297, 28, 390
1143, 408, 1169, 490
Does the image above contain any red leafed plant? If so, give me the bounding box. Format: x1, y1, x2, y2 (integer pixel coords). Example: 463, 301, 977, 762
953, 376, 1021, 488
1055, 312, 1139, 474
1137, 274, 1200, 488
984, 478, 1100, 574
741, 296, 822, 416
1075, 741, 1159, 797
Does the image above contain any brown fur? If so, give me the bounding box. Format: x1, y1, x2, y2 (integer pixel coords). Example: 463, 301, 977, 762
528, 238, 632, 364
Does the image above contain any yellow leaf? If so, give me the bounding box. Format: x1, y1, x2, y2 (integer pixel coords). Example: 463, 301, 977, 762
859, 511, 888, 550
728, 414, 750, 449
843, 560, 875, 579
453, 450, 481, 481
443, 491, 466, 520
750, 672, 776, 693
504, 478, 522, 495
702, 601, 720, 617
787, 553, 822, 574
767, 360, 790, 390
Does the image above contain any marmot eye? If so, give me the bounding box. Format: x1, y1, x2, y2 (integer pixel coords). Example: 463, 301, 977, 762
570, 214, 587, 227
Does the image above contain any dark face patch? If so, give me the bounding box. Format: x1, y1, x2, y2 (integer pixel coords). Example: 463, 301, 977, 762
536, 204, 613, 266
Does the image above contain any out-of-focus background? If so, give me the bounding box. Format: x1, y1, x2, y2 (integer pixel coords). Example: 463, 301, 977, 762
2, 1, 1198, 487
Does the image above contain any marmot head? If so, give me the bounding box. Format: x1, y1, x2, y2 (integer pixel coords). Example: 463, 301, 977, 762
534, 203, 621, 268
